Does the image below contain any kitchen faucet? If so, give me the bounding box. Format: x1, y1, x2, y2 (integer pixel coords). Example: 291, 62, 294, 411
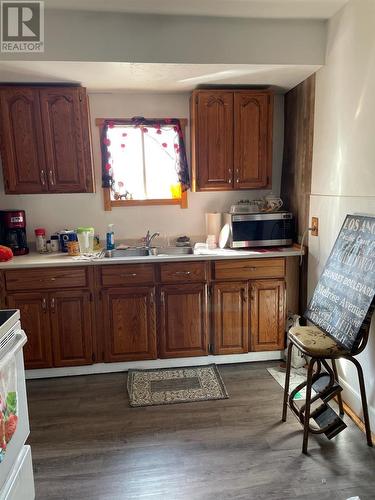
144, 230, 160, 248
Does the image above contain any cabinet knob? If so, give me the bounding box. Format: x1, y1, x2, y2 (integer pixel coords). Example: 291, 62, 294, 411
50, 297, 55, 311
42, 297, 47, 312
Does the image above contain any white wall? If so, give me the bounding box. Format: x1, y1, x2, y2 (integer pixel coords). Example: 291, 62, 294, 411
0, 10, 326, 65
0, 92, 284, 243
309, 0, 375, 429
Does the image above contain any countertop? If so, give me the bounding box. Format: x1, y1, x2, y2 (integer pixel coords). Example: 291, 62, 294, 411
0, 245, 303, 270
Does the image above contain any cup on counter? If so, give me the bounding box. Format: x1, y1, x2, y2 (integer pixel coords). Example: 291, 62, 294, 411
66, 241, 80, 256
76, 227, 94, 254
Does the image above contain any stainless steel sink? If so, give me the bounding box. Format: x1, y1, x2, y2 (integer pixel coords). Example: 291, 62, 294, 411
102, 246, 194, 258
104, 248, 150, 258
150, 247, 193, 256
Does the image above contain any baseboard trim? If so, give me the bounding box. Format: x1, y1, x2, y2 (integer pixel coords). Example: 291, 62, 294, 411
341, 400, 375, 445
25, 351, 283, 380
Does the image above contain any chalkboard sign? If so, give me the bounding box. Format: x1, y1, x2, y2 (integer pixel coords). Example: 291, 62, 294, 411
305, 214, 375, 352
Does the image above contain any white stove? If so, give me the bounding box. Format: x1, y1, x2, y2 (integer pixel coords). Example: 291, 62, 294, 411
0, 310, 34, 500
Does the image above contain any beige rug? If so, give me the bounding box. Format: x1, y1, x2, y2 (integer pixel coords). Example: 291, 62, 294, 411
127, 364, 229, 407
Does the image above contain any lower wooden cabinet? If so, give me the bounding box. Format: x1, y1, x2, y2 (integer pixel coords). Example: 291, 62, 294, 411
159, 283, 208, 358
7, 292, 53, 369
7, 289, 93, 369
50, 290, 93, 367
250, 280, 286, 351
212, 281, 249, 354
102, 287, 157, 362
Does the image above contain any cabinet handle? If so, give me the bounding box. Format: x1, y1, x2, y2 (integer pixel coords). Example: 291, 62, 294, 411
120, 273, 137, 277
160, 291, 165, 304
236, 178, 240, 183
49, 170, 55, 186
42, 297, 47, 312
40, 170, 46, 187
242, 289, 247, 302
173, 271, 191, 276
150, 290, 154, 305
50, 297, 55, 311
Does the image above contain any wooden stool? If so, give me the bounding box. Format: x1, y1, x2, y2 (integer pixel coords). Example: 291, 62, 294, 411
282, 324, 373, 454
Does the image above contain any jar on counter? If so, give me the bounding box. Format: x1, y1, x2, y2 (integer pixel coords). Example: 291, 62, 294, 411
46, 240, 52, 252
35, 228, 47, 253
50, 234, 60, 252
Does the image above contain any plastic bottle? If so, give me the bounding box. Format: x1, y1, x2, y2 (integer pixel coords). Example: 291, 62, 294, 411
106, 224, 115, 250
35, 228, 47, 253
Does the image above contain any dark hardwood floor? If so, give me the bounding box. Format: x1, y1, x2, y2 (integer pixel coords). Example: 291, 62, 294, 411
26, 362, 375, 500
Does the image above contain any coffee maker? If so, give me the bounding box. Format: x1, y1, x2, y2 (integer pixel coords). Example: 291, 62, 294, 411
0, 210, 29, 255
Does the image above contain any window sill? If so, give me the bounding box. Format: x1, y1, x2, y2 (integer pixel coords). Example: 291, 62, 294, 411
103, 188, 188, 211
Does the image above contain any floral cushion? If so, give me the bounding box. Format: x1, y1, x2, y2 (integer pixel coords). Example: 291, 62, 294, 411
289, 326, 347, 356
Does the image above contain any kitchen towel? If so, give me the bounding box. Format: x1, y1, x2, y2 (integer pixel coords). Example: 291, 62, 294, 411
205, 213, 222, 242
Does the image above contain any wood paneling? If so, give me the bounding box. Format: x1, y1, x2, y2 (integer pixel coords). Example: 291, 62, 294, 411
193, 90, 233, 190
159, 261, 207, 283
5, 267, 88, 291
213, 281, 249, 354
234, 92, 272, 189
250, 280, 286, 351
159, 283, 208, 358
102, 287, 157, 362
0, 88, 47, 193
100, 264, 154, 287
50, 290, 93, 367
6, 292, 53, 369
280, 74, 315, 313
213, 258, 285, 281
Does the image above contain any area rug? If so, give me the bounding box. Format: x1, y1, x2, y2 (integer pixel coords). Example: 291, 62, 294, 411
267, 366, 316, 400
127, 364, 229, 407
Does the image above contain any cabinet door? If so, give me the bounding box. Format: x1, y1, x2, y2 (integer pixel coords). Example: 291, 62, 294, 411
6, 292, 52, 369
212, 282, 249, 354
159, 284, 208, 358
50, 290, 93, 367
194, 91, 233, 190
102, 287, 157, 362
250, 280, 286, 351
0, 88, 47, 193
234, 93, 272, 189
39, 87, 93, 193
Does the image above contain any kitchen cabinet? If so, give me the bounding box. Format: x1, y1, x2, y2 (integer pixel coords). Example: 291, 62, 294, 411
159, 283, 208, 358
4, 266, 94, 369
250, 280, 286, 351
0, 86, 94, 194
191, 89, 272, 192
50, 290, 93, 367
102, 287, 157, 362
212, 281, 249, 354
6, 292, 53, 369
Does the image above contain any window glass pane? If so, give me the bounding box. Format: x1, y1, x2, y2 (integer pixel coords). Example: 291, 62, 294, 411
106, 123, 181, 201
107, 126, 145, 200
144, 127, 179, 199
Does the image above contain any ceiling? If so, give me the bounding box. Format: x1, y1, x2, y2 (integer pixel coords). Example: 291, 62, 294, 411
0, 62, 321, 93
44, 0, 348, 19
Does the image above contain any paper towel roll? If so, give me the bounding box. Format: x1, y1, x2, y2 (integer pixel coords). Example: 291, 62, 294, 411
205, 213, 222, 242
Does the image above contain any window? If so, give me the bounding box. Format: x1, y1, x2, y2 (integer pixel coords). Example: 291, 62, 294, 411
98, 118, 189, 211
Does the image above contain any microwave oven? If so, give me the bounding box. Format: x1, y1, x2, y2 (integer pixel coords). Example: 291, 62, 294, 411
223, 212, 294, 248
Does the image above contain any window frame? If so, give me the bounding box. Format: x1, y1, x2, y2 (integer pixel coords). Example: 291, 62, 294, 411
96, 118, 188, 211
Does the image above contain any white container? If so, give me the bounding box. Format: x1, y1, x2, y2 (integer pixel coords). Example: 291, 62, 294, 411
76, 227, 94, 254
34, 228, 47, 253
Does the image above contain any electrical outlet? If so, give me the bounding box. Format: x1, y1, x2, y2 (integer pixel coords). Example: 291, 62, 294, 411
311, 217, 319, 236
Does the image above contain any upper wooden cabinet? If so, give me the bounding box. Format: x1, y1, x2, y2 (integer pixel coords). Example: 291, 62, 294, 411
191, 89, 273, 192
0, 86, 94, 194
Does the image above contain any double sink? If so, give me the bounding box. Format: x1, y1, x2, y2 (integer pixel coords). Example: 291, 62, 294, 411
103, 247, 194, 258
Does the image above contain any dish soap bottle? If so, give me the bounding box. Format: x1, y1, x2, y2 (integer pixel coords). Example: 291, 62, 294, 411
106, 224, 115, 250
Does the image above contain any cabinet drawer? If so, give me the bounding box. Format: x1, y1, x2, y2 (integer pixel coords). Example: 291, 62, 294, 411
213, 258, 285, 280
159, 261, 207, 283
5, 267, 88, 291
100, 264, 154, 286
